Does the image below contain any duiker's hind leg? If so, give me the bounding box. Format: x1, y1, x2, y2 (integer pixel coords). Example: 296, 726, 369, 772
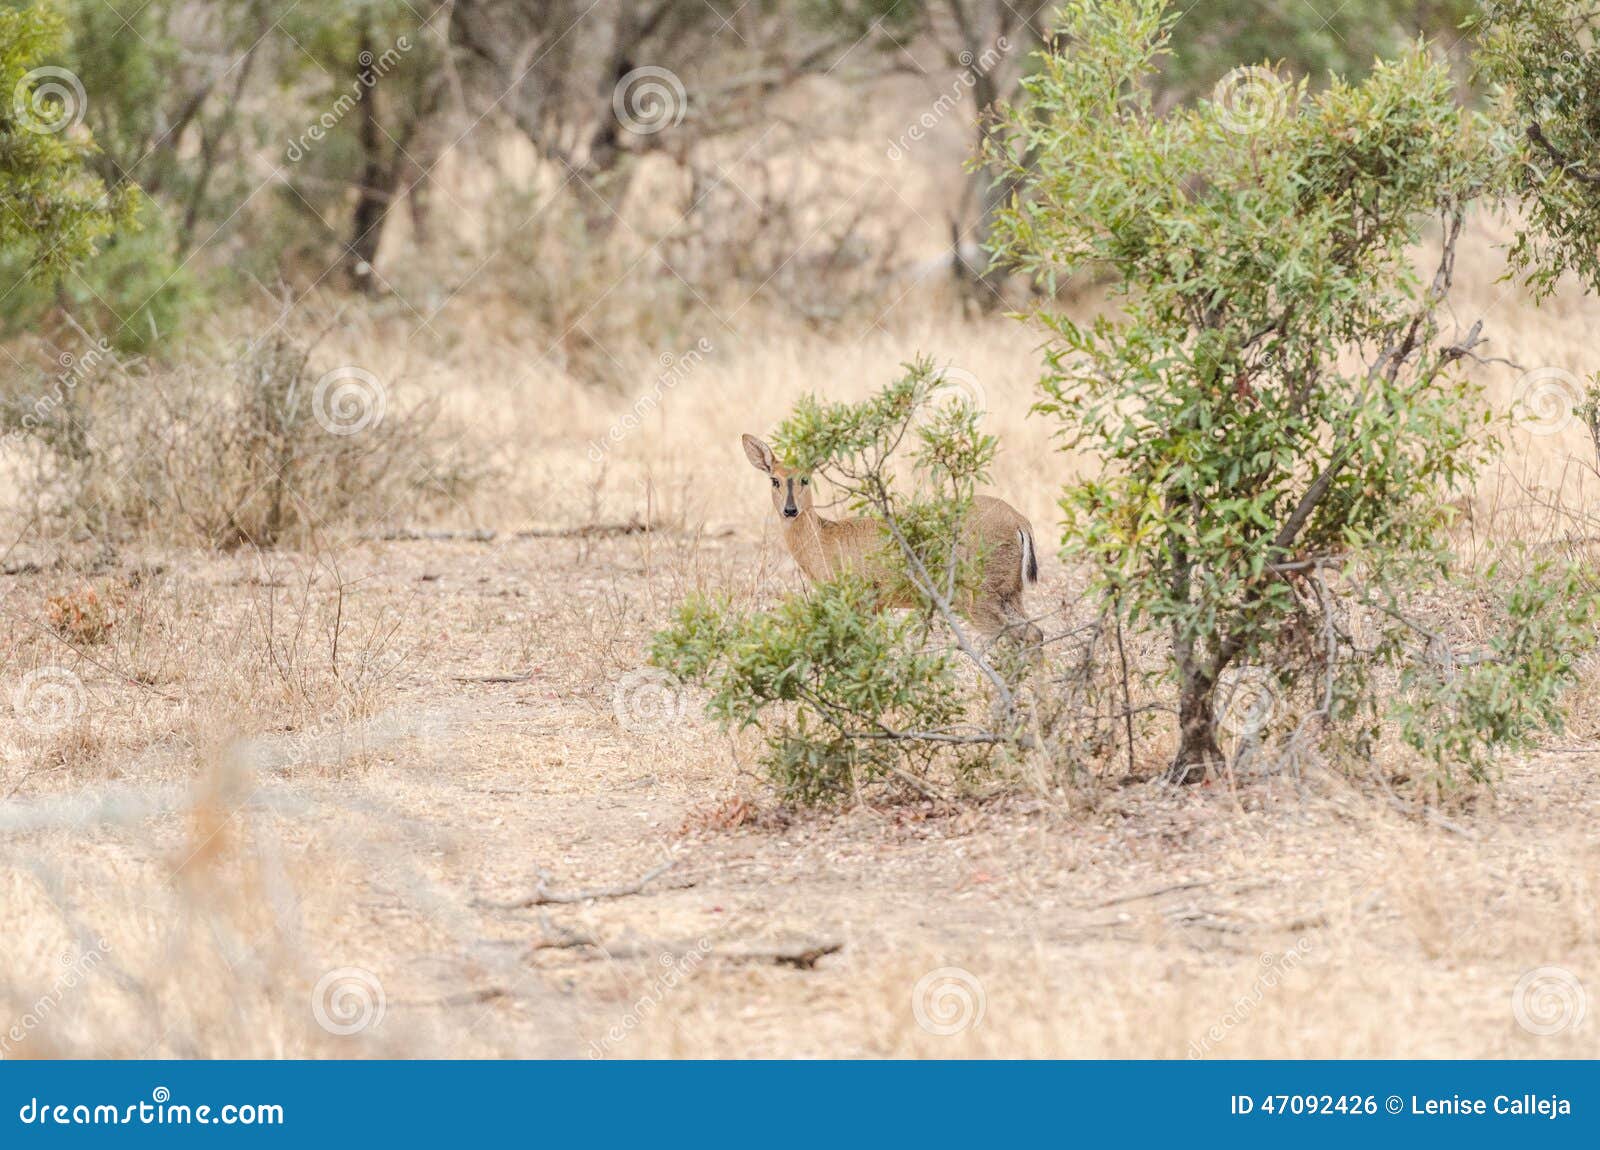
999, 594, 1044, 658
963, 599, 1008, 649
965, 596, 1042, 673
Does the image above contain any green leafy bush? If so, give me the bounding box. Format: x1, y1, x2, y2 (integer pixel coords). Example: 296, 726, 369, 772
985, 0, 1595, 783
1394, 562, 1600, 778
1, 190, 191, 351
653, 577, 979, 805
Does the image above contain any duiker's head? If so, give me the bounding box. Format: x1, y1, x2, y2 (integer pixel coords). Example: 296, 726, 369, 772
741, 434, 812, 520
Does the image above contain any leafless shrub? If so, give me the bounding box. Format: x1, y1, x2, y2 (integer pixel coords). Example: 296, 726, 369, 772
661, 149, 910, 327
0, 321, 482, 549
480, 179, 706, 385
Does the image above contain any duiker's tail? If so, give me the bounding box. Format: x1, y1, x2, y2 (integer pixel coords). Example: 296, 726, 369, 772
1019, 527, 1038, 584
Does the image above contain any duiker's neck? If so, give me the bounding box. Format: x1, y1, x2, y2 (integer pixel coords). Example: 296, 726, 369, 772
780, 508, 832, 547
779, 509, 839, 579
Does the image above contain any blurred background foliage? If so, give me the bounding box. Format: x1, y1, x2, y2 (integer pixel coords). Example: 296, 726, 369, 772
0, 0, 1515, 355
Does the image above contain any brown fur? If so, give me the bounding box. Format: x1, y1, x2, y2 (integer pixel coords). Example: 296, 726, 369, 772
742, 434, 1042, 648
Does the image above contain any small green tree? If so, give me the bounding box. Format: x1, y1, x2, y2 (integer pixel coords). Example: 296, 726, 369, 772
651, 361, 1028, 805
0, 3, 130, 288
986, 0, 1591, 782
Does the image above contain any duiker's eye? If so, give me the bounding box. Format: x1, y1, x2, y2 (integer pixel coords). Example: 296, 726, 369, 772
800, 477, 809, 486
771, 478, 780, 488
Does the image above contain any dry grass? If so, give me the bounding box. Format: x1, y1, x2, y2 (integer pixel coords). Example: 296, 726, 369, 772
1, 525, 1596, 1058
5, 83, 1600, 1057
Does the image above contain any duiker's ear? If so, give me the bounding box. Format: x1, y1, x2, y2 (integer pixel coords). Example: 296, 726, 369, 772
741, 434, 776, 473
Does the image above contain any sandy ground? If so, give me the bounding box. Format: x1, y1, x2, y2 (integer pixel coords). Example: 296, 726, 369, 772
1, 527, 1596, 1060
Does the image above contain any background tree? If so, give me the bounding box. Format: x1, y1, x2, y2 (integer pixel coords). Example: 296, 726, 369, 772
1475, 0, 1600, 297
278, 0, 448, 291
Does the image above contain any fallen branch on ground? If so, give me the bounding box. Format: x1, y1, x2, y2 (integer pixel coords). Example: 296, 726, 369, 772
476, 859, 683, 910
367, 520, 663, 543
403, 986, 513, 1008
1092, 879, 1220, 908
366, 528, 499, 542
530, 934, 844, 969
515, 521, 649, 539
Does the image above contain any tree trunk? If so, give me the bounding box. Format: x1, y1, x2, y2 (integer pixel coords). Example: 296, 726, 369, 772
348, 19, 389, 294
1170, 669, 1221, 784
950, 2, 1038, 312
